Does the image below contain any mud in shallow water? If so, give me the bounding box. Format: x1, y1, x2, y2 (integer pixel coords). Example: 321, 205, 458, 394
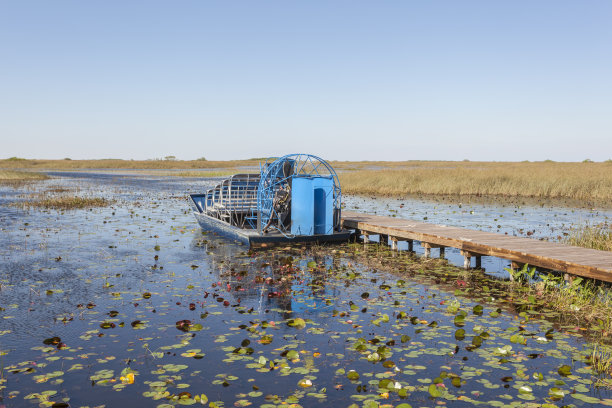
1, 172, 611, 407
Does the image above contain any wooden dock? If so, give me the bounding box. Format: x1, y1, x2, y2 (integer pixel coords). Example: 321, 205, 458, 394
341, 211, 612, 283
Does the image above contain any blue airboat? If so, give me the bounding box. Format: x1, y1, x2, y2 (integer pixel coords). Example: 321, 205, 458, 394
189, 154, 352, 247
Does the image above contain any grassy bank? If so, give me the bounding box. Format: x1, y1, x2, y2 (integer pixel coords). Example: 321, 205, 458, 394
0, 157, 259, 170
339, 161, 612, 201
565, 224, 612, 251
0, 170, 48, 184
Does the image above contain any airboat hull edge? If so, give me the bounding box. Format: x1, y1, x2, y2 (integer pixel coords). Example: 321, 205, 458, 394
193, 211, 351, 248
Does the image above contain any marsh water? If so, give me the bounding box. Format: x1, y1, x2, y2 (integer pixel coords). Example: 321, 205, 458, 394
1, 171, 612, 407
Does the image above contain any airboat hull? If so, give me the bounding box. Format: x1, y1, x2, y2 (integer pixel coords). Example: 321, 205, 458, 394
193, 211, 351, 248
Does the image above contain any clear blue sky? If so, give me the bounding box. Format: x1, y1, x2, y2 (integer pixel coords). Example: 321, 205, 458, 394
1, 1, 611, 161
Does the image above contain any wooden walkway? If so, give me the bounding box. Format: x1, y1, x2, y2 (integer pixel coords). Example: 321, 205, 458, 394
341, 211, 612, 283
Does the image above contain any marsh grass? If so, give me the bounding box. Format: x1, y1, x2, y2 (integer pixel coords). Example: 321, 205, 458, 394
0, 158, 259, 170
591, 345, 612, 388
508, 271, 612, 340
564, 224, 612, 251
591, 345, 612, 375
165, 170, 240, 178
20, 195, 112, 210
339, 161, 612, 201
0, 170, 48, 184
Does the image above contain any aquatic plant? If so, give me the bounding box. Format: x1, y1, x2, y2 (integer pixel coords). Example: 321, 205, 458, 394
564, 223, 612, 252
504, 264, 537, 284
4, 170, 612, 407
19, 195, 112, 210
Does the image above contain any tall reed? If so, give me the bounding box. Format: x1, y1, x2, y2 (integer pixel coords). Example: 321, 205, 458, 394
0, 170, 48, 183
339, 161, 612, 201
565, 224, 612, 252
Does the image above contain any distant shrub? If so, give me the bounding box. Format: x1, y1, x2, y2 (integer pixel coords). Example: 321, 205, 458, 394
64, 157, 72, 160
6, 157, 26, 161
582, 159, 593, 163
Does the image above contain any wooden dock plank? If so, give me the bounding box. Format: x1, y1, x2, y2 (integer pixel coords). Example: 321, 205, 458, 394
342, 211, 612, 282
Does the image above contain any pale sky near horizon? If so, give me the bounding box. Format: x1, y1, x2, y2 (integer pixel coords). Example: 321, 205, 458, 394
1, 1, 611, 161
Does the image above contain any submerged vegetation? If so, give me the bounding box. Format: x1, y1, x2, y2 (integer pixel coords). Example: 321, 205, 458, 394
565, 223, 612, 252
339, 161, 612, 201
350, 243, 612, 342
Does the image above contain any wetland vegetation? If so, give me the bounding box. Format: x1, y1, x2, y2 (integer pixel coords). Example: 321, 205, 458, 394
565, 224, 612, 252
0, 157, 258, 170
0, 170, 48, 185
338, 161, 612, 201
1, 168, 612, 407
17, 195, 113, 210
4, 158, 612, 202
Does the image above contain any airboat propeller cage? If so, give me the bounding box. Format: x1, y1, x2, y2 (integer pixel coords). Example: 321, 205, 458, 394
257, 154, 341, 236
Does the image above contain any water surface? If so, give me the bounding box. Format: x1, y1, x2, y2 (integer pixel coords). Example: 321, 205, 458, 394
1, 172, 611, 407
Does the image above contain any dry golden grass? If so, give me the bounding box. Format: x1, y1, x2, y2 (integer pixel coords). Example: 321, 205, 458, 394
0, 170, 48, 185
339, 161, 612, 201
0, 158, 259, 170
162, 170, 241, 178
19, 196, 112, 210
5, 159, 612, 201
0, 170, 48, 181
565, 224, 612, 252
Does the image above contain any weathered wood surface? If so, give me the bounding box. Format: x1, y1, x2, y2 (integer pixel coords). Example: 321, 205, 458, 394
341, 211, 612, 282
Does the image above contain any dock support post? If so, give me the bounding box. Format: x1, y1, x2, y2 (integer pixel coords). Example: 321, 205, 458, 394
460, 250, 472, 269
407, 240, 413, 252
463, 255, 471, 269
423, 243, 444, 259
424, 246, 431, 258
363, 232, 370, 244
379, 234, 388, 246
475, 256, 481, 269
391, 237, 398, 251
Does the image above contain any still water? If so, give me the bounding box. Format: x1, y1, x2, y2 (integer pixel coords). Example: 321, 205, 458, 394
1, 172, 611, 407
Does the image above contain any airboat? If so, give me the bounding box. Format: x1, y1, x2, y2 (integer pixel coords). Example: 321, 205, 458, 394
188, 154, 352, 247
